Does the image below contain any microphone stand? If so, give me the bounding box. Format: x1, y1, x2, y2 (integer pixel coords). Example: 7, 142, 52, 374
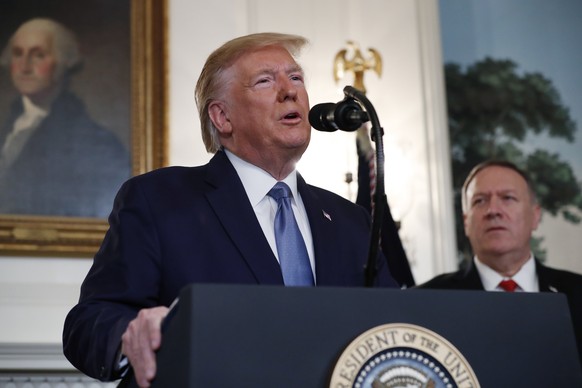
343, 86, 386, 287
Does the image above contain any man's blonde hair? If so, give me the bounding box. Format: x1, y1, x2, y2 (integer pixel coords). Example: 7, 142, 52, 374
194, 32, 308, 153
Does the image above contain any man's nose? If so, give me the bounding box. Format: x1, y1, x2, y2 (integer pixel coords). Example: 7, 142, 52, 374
277, 79, 298, 101
486, 197, 502, 217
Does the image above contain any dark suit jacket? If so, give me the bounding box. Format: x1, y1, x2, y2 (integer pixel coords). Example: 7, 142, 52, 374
63, 150, 398, 381
417, 259, 582, 366
0, 92, 130, 218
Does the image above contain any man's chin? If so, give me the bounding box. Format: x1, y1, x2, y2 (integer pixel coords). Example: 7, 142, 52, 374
20, 89, 58, 106
18, 87, 44, 97
285, 136, 309, 152
481, 242, 515, 256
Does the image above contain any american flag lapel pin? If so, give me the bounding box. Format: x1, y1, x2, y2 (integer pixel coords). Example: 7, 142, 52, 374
322, 210, 331, 221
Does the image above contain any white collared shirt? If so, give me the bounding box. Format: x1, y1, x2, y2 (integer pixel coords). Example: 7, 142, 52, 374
224, 150, 316, 280
0, 97, 48, 171
475, 254, 539, 292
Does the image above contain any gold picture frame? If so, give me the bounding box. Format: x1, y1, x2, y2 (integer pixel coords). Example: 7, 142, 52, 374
0, 0, 168, 256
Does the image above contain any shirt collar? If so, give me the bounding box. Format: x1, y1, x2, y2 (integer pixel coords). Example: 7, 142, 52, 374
224, 149, 298, 206
511, 254, 538, 292
474, 253, 538, 292
22, 96, 49, 119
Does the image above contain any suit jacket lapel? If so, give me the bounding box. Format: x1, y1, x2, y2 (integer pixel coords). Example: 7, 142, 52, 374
0, 99, 23, 147
297, 174, 341, 284
204, 152, 283, 285
535, 259, 558, 293
458, 261, 487, 290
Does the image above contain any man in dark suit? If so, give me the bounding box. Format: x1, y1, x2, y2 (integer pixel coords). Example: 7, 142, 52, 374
417, 160, 582, 365
0, 18, 129, 218
63, 32, 398, 387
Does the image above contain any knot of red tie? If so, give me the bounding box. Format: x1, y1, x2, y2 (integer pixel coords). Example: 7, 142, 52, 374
499, 279, 518, 292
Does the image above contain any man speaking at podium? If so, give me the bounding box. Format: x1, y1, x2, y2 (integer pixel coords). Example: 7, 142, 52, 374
63, 33, 398, 387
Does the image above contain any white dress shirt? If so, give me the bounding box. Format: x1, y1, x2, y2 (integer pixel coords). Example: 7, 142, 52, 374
224, 149, 316, 280
475, 254, 539, 292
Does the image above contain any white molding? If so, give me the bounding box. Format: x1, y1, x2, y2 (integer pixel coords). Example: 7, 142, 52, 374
0, 344, 117, 387
415, 0, 458, 274
0, 343, 74, 371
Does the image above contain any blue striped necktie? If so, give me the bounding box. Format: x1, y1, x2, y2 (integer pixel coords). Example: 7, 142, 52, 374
268, 182, 314, 286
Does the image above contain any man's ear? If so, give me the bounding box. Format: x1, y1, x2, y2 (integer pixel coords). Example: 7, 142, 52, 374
208, 101, 232, 134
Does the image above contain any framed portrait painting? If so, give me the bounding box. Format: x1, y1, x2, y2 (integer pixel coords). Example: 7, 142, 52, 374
0, 0, 167, 255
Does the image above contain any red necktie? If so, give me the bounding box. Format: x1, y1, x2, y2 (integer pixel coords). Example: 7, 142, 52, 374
499, 279, 519, 292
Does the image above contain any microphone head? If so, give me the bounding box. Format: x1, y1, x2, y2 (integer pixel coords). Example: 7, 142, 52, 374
334, 99, 366, 131
309, 103, 339, 132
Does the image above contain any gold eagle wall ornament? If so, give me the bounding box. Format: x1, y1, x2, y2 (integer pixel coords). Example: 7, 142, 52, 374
333, 40, 382, 94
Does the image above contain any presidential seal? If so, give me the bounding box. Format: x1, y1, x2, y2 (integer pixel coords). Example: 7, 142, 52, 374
329, 323, 480, 388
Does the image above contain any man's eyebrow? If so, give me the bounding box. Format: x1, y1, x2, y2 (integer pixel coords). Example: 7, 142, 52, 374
12, 44, 49, 52
252, 66, 275, 75
498, 189, 520, 196
473, 189, 519, 198
249, 64, 304, 80
288, 64, 304, 74
471, 192, 489, 199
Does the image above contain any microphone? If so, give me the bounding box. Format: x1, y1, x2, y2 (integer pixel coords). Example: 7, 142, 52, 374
309, 98, 369, 132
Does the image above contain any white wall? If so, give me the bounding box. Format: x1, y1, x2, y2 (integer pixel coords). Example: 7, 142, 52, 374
0, 0, 455, 364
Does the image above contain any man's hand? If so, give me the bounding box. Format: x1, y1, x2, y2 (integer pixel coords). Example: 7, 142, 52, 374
121, 306, 169, 388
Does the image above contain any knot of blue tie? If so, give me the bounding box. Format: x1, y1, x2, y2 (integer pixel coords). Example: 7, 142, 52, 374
268, 182, 292, 202
268, 182, 314, 286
